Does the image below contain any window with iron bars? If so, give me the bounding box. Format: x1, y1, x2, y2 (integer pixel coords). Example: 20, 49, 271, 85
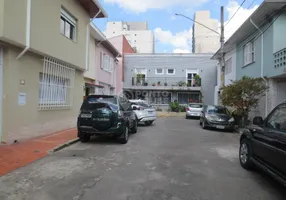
38, 57, 75, 110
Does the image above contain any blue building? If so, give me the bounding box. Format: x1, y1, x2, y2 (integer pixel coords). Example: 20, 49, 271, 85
213, 0, 286, 118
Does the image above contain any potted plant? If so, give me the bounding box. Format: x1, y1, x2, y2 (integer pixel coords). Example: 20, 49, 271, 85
194, 74, 201, 86
152, 83, 156, 86
157, 81, 161, 86
144, 82, 148, 86
164, 82, 167, 86
177, 81, 186, 87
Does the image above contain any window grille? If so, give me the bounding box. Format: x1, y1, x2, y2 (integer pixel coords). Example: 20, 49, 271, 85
39, 57, 75, 110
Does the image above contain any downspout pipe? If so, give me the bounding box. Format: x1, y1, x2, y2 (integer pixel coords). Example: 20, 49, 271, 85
85, 10, 102, 72
17, 0, 31, 60
250, 18, 268, 117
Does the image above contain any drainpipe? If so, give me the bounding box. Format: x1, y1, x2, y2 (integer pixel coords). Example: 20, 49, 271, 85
16, 0, 31, 60
85, 10, 102, 72
250, 18, 268, 117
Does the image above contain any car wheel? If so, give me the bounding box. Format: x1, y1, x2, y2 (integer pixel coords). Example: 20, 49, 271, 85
79, 132, 90, 143
120, 126, 129, 144
145, 121, 153, 126
185, 115, 189, 119
239, 139, 253, 170
202, 120, 207, 129
130, 120, 138, 134
199, 119, 202, 125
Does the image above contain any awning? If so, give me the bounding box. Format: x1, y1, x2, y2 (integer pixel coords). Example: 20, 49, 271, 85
85, 82, 104, 88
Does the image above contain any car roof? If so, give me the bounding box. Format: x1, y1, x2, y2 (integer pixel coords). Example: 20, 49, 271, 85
86, 94, 117, 98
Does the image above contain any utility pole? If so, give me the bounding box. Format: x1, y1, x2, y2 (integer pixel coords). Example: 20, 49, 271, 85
220, 6, 225, 87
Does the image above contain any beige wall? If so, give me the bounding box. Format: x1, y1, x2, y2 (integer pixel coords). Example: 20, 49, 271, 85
1, 0, 27, 46
0, 0, 4, 37
30, 0, 89, 69
84, 35, 97, 80
2, 46, 84, 144
0, 0, 89, 69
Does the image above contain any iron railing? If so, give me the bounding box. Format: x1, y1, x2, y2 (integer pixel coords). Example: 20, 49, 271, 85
131, 77, 201, 87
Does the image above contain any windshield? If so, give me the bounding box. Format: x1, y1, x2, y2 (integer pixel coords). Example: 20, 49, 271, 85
207, 106, 229, 114
81, 96, 118, 111
137, 102, 152, 108
189, 103, 203, 108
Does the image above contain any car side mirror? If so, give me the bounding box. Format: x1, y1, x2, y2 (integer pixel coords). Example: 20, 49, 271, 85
253, 116, 263, 126
132, 107, 137, 110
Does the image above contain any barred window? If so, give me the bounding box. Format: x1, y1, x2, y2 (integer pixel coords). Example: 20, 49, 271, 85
38, 57, 75, 110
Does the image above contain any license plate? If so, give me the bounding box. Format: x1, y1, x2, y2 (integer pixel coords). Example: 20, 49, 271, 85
81, 114, 91, 118
93, 118, 109, 121
216, 125, 225, 129
148, 111, 153, 114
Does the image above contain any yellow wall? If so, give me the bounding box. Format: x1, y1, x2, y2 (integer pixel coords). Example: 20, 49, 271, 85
2, 46, 84, 143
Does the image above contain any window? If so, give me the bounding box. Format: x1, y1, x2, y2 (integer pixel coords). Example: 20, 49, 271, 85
243, 41, 255, 66
39, 57, 75, 110
100, 52, 114, 73
150, 91, 171, 104
155, 68, 164, 75
60, 7, 76, 41
178, 92, 200, 104
167, 68, 175, 75
187, 72, 197, 86
266, 106, 286, 132
225, 58, 232, 74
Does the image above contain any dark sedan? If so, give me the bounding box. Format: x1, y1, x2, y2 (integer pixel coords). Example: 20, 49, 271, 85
199, 105, 235, 132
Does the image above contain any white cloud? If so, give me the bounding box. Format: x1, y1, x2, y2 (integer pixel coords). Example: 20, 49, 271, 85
103, 0, 208, 13
154, 27, 192, 52
224, 0, 259, 40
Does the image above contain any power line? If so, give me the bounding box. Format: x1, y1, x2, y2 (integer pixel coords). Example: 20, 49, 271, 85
247, 0, 256, 9
225, 0, 247, 27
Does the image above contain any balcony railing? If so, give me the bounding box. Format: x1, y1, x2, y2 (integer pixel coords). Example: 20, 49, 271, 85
131, 77, 201, 87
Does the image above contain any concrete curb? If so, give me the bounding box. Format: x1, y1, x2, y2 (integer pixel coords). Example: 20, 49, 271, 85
48, 138, 80, 154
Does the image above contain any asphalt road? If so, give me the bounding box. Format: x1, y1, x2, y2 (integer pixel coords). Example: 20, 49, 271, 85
0, 117, 285, 200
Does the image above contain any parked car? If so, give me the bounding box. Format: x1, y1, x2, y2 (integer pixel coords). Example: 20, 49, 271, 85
199, 105, 235, 132
77, 95, 137, 144
239, 101, 286, 186
186, 103, 203, 119
129, 99, 156, 125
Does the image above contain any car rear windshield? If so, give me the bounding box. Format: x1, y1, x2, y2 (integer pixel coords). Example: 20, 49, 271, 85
189, 104, 203, 108
81, 96, 118, 111
207, 106, 229, 114
137, 102, 152, 108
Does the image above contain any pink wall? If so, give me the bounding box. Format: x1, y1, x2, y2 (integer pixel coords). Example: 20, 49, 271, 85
95, 44, 119, 93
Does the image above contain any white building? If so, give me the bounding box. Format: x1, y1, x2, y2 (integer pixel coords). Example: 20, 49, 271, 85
105, 21, 155, 53
192, 11, 220, 53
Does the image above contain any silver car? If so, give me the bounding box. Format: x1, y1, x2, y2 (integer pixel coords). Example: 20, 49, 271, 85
186, 103, 203, 119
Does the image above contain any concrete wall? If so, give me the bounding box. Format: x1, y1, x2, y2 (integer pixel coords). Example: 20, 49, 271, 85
95, 44, 118, 88
124, 54, 217, 105
2, 46, 84, 144
236, 23, 273, 79
0, 0, 90, 69
85, 35, 97, 80
224, 48, 237, 85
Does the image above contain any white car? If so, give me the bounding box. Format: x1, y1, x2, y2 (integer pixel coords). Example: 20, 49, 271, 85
186, 103, 203, 119
129, 99, 157, 125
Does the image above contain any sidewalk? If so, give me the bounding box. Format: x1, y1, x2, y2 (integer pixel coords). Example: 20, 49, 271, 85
0, 128, 78, 177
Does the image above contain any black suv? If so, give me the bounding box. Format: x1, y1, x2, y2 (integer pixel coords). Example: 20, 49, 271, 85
239, 101, 286, 186
77, 95, 137, 144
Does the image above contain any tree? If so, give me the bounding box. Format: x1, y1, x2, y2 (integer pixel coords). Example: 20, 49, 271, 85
220, 76, 268, 127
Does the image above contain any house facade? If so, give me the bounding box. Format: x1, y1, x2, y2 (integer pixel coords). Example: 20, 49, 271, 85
107, 35, 136, 95
123, 54, 217, 111
212, 0, 286, 118
0, 0, 107, 144
84, 23, 121, 97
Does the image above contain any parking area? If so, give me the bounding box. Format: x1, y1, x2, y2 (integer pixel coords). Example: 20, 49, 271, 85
0, 117, 285, 200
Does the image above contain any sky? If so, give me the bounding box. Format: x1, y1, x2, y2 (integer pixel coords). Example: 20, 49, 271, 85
93, 0, 263, 53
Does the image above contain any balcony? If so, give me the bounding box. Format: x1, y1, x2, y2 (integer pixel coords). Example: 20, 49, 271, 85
125, 77, 202, 91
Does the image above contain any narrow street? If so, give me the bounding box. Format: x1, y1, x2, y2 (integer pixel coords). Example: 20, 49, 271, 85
0, 117, 285, 200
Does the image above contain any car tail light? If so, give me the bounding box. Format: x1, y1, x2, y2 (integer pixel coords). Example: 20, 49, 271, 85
186, 107, 190, 111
